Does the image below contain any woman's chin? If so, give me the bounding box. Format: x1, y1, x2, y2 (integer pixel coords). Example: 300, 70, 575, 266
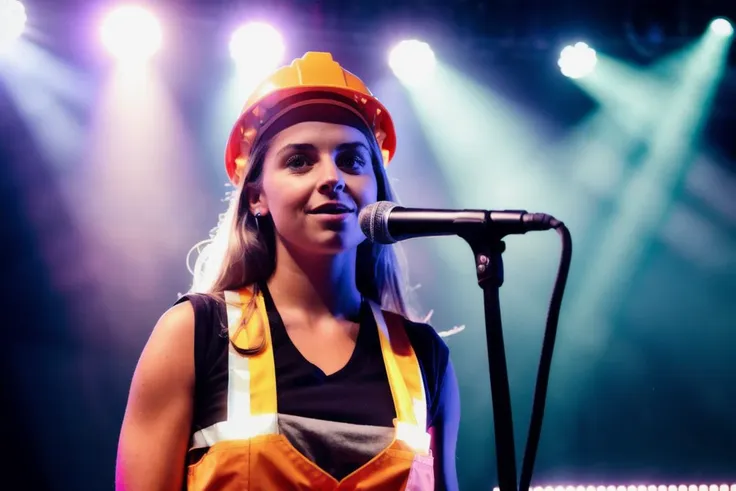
298, 232, 365, 256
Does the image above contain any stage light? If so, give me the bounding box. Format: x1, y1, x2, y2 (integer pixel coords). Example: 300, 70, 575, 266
0, 0, 27, 51
388, 39, 436, 86
710, 17, 734, 37
558, 42, 597, 79
100, 5, 162, 62
229, 22, 285, 74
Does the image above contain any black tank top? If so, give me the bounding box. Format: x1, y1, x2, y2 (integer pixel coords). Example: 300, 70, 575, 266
178, 287, 450, 479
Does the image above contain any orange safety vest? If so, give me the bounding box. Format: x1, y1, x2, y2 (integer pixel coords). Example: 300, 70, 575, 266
186, 288, 435, 490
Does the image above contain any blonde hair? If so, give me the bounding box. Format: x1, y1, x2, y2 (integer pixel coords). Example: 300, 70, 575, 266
187, 128, 417, 320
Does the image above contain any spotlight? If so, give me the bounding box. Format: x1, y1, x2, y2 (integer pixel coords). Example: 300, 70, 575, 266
388, 40, 436, 86
100, 5, 162, 62
0, 0, 27, 51
229, 22, 285, 74
558, 42, 597, 79
709, 17, 734, 37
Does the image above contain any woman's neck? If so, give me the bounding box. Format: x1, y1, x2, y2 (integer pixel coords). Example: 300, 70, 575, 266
266, 239, 362, 321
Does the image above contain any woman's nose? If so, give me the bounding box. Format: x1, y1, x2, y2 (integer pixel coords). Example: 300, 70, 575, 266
317, 158, 345, 194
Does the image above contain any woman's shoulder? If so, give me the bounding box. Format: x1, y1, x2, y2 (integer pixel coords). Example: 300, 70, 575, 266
174, 292, 229, 342
173, 292, 231, 381
176, 292, 224, 320
380, 308, 449, 365
400, 316, 449, 358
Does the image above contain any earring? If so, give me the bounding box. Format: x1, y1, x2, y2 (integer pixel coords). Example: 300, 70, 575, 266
252, 210, 261, 233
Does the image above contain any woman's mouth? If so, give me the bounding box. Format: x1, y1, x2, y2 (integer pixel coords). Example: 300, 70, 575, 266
308, 203, 355, 215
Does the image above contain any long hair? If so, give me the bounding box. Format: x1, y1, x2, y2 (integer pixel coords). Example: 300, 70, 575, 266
188, 125, 416, 322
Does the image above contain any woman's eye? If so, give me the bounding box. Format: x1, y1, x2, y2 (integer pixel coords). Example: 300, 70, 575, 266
285, 154, 310, 169
338, 153, 367, 170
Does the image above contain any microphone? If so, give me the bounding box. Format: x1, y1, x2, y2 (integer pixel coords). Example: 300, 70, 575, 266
359, 201, 559, 244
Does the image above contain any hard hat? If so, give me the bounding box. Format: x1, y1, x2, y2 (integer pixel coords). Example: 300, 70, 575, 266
224, 52, 397, 186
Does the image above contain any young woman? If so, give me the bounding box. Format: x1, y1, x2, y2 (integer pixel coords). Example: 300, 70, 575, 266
116, 52, 460, 490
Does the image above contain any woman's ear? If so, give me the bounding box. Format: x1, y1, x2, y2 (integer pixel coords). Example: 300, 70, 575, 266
245, 183, 268, 216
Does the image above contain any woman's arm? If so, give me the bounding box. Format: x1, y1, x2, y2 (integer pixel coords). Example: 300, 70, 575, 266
115, 302, 196, 491
430, 359, 461, 491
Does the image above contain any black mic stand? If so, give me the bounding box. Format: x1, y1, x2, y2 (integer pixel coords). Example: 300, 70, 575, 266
459, 229, 518, 491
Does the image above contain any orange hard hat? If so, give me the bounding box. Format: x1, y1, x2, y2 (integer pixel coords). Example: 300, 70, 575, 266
224, 51, 397, 186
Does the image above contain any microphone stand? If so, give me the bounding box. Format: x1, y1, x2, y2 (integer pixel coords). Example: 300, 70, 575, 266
459, 229, 518, 491
368, 203, 569, 491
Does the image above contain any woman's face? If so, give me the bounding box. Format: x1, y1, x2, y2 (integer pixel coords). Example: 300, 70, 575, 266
252, 121, 379, 255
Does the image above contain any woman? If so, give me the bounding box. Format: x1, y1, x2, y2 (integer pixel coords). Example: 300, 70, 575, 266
116, 52, 460, 490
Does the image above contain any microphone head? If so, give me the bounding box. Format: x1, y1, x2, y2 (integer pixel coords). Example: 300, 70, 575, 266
359, 201, 399, 244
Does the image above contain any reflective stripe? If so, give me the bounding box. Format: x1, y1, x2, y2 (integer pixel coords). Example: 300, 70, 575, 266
395, 420, 432, 454
191, 414, 279, 449
227, 347, 251, 418
413, 396, 427, 432
224, 291, 251, 420
370, 300, 391, 340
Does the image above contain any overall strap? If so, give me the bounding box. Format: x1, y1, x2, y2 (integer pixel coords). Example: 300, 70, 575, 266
369, 302, 431, 454
189, 288, 278, 450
